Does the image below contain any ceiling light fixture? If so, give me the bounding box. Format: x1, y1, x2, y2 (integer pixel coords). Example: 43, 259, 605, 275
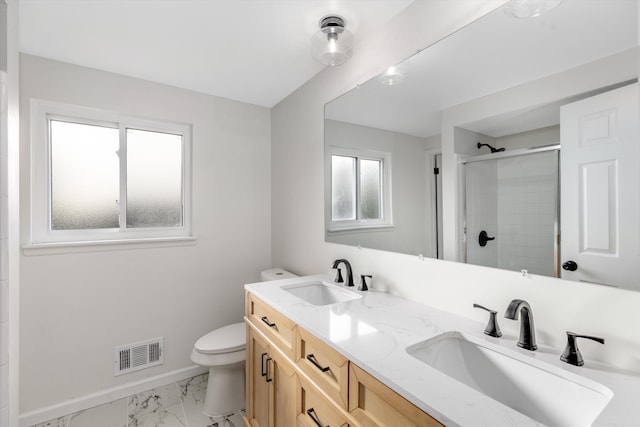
503, 0, 563, 19
377, 63, 409, 86
311, 15, 353, 67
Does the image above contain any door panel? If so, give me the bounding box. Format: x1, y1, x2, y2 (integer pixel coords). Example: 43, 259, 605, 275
560, 83, 640, 288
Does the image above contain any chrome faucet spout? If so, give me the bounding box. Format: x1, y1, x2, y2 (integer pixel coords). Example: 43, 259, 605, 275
504, 299, 537, 351
331, 259, 354, 287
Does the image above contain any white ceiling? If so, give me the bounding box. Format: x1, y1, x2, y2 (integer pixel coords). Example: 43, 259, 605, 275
18, 0, 413, 108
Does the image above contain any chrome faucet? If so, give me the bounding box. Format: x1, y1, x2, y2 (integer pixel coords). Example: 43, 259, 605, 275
331, 259, 354, 287
504, 299, 537, 351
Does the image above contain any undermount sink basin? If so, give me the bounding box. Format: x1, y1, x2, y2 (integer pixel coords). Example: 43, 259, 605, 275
282, 281, 361, 306
406, 332, 613, 426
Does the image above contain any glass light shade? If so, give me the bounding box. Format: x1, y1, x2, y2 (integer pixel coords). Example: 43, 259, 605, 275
311, 28, 353, 67
503, 0, 563, 19
377, 62, 409, 86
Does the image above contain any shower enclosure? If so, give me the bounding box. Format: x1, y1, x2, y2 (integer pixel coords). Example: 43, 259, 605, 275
463, 146, 559, 277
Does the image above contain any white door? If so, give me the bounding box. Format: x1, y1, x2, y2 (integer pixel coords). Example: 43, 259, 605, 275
560, 83, 640, 289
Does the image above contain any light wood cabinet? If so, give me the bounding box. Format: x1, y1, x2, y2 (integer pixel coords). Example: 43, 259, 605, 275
271, 347, 296, 427
246, 325, 270, 427
348, 363, 442, 427
246, 293, 296, 358
245, 291, 444, 427
296, 326, 349, 410
295, 374, 349, 427
245, 324, 296, 427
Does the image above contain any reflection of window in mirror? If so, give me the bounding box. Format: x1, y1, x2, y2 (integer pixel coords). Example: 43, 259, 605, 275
328, 146, 392, 231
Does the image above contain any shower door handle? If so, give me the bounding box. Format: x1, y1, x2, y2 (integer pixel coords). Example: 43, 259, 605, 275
479, 230, 495, 247
562, 261, 578, 271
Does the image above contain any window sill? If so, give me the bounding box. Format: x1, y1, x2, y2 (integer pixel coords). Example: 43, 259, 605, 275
327, 224, 395, 235
22, 236, 197, 256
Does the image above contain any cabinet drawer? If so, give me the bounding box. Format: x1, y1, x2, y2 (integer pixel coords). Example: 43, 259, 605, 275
296, 327, 349, 409
349, 363, 443, 427
246, 292, 296, 358
296, 376, 349, 427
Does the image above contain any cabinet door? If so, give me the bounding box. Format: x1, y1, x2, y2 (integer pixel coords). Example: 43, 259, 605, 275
296, 327, 349, 409
295, 375, 349, 427
247, 326, 270, 427
247, 323, 297, 427
246, 292, 296, 358
270, 347, 297, 427
349, 363, 443, 427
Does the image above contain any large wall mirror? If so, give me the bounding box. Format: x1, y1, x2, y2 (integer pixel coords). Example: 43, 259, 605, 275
325, 0, 640, 291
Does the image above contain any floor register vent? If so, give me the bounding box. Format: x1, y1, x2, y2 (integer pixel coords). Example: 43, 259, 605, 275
114, 337, 164, 376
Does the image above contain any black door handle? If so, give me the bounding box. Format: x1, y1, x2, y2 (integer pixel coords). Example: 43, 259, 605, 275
261, 316, 276, 328
562, 261, 578, 271
265, 357, 273, 383
306, 354, 330, 373
479, 230, 495, 247
306, 408, 328, 427
261, 352, 268, 377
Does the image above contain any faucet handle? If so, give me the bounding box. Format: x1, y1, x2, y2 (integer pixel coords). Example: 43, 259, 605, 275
473, 304, 502, 338
561, 331, 605, 366
359, 275, 372, 291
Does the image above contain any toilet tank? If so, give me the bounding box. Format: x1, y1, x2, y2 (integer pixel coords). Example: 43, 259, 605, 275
260, 268, 298, 281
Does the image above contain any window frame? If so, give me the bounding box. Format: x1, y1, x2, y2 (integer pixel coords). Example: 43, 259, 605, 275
30, 99, 193, 246
327, 146, 393, 232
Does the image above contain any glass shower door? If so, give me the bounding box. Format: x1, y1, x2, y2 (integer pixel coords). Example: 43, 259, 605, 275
464, 150, 559, 277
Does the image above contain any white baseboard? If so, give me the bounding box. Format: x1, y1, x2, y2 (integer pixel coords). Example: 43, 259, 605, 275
19, 365, 209, 427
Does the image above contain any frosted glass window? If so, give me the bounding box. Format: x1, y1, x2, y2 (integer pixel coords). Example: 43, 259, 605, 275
360, 159, 381, 220
330, 151, 388, 227
50, 120, 119, 230
32, 101, 192, 245
331, 155, 356, 221
126, 129, 183, 228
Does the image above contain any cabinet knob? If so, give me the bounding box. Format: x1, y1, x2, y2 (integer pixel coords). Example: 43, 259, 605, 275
562, 260, 578, 271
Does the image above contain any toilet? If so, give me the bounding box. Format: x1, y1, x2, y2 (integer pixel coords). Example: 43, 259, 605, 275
190, 268, 298, 417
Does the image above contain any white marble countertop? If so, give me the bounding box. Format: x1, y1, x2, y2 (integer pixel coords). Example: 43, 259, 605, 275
245, 274, 640, 427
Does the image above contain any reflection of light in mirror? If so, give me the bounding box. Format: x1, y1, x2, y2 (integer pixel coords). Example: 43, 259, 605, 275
503, 0, 563, 19
329, 311, 377, 342
377, 62, 408, 86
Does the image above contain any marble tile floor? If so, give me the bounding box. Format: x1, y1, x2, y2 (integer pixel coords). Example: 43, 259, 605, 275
32, 373, 245, 427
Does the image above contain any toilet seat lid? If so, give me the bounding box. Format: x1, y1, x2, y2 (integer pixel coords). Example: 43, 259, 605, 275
195, 322, 246, 354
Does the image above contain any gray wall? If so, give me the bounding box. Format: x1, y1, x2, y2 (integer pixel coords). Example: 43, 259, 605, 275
19, 54, 272, 412
325, 120, 430, 255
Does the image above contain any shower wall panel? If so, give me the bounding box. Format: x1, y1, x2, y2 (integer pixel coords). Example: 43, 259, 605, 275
496, 151, 557, 276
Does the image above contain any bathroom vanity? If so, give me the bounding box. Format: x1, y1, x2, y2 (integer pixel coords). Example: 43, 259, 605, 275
245, 275, 640, 426
244, 289, 440, 426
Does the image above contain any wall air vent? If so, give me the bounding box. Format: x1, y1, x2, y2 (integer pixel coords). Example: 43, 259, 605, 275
114, 337, 164, 376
